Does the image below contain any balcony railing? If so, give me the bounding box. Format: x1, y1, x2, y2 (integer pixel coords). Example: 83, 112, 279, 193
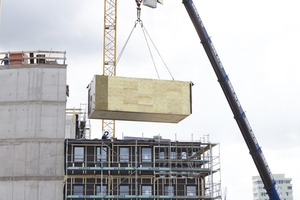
0, 50, 66, 66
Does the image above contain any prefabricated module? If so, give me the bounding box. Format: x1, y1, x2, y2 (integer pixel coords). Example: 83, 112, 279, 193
87, 75, 192, 123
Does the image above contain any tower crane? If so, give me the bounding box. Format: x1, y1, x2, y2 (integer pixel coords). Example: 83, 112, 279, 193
101, 0, 161, 139
102, 0, 117, 139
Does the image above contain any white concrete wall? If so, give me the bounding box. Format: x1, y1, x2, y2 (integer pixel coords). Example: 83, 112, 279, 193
0, 65, 67, 200
65, 115, 76, 139
0, 180, 62, 200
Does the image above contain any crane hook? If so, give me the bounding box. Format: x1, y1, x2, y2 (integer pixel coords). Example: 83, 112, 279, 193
136, 0, 142, 21
135, 0, 142, 7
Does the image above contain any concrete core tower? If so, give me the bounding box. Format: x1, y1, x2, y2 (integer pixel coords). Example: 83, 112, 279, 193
0, 51, 67, 200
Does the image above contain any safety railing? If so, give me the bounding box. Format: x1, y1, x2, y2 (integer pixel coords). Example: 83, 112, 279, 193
0, 50, 66, 66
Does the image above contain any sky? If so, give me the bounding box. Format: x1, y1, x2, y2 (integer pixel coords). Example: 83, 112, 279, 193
1, 0, 300, 199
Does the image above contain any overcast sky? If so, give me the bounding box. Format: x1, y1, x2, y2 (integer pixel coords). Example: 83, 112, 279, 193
1, 0, 299, 199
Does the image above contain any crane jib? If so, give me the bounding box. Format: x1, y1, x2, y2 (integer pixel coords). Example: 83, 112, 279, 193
182, 0, 282, 199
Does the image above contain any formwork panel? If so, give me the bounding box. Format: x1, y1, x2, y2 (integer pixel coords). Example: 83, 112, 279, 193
88, 75, 192, 123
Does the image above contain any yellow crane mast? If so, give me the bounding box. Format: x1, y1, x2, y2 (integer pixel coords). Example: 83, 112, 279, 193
102, 0, 117, 139
101, 0, 162, 139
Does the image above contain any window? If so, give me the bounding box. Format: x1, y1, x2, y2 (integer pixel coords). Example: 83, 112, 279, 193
142, 148, 152, 162
142, 185, 152, 195
120, 147, 129, 163
73, 185, 83, 195
287, 186, 292, 190
165, 186, 174, 196
171, 151, 176, 160
182, 152, 187, 159
261, 192, 266, 196
254, 180, 263, 184
120, 185, 129, 196
159, 151, 164, 159
96, 185, 107, 196
187, 186, 196, 196
97, 147, 107, 162
278, 180, 283, 184
74, 147, 84, 162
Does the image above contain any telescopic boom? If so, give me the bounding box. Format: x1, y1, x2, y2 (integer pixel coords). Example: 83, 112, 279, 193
182, 0, 281, 199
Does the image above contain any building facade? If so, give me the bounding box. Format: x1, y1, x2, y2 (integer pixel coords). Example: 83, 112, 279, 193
252, 174, 293, 200
65, 136, 221, 200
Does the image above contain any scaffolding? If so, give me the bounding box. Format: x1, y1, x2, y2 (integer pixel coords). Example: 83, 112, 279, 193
66, 104, 91, 139
64, 134, 221, 200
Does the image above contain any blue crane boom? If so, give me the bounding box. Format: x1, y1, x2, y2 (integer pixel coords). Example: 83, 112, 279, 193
181, 0, 281, 199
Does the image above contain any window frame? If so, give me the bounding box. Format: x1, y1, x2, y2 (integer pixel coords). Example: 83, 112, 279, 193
186, 185, 197, 196
120, 147, 130, 163
96, 185, 107, 196
73, 185, 84, 195
119, 185, 130, 196
142, 148, 152, 163
142, 185, 152, 196
159, 151, 164, 159
97, 146, 107, 162
164, 185, 174, 196
171, 151, 176, 160
74, 146, 84, 162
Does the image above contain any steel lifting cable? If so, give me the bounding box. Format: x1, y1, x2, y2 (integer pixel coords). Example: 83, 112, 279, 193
117, 3, 174, 80
116, 19, 162, 78
142, 25, 174, 80
116, 22, 136, 65
140, 22, 161, 79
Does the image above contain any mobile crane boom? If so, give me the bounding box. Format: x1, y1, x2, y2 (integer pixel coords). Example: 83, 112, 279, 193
182, 0, 281, 199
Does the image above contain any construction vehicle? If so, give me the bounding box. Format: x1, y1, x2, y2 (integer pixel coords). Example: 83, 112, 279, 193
181, 0, 281, 199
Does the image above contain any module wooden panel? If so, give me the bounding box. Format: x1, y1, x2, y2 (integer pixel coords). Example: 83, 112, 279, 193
88, 75, 192, 123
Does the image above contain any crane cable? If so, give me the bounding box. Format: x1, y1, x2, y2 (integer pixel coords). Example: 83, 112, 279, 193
141, 25, 174, 80
116, 5, 174, 80
140, 20, 160, 79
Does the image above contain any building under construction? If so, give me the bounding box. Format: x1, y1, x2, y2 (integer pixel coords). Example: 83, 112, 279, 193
0, 51, 67, 200
0, 51, 221, 200
65, 135, 221, 199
